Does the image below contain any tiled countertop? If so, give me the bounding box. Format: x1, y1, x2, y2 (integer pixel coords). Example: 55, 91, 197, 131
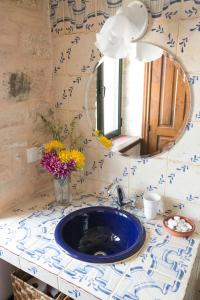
0, 194, 199, 300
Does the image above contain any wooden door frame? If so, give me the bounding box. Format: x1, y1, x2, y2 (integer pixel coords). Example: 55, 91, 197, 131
141, 62, 151, 155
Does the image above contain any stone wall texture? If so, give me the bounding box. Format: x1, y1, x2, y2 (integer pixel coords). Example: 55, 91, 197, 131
0, 0, 53, 211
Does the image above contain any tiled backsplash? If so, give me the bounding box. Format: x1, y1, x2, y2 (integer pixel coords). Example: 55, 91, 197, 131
50, 0, 200, 232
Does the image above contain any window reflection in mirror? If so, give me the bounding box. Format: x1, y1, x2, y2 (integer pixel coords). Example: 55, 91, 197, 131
97, 57, 122, 139
86, 43, 191, 158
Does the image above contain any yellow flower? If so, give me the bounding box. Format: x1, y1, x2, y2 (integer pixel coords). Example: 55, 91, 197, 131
95, 130, 112, 149
59, 149, 85, 169
95, 130, 101, 137
58, 150, 71, 162
44, 140, 65, 153
70, 150, 85, 169
99, 135, 112, 149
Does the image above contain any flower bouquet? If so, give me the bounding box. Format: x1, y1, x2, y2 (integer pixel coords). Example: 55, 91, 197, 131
40, 109, 85, 205
41, 140, 85, 204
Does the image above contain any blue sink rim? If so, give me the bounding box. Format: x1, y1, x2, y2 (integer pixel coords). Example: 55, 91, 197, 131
55, 206, 146, 263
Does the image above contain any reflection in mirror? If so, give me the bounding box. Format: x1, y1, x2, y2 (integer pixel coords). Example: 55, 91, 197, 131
85, 42, 191, 158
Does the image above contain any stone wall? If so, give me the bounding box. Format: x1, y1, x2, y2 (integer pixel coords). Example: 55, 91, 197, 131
0, 0, 53, 211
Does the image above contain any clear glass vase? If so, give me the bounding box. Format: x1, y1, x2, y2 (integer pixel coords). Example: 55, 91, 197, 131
53, 177, 72, 205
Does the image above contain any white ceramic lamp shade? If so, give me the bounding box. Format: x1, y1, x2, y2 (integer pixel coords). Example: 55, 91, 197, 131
95, 14, 135, 58
128, 42, 164, 62
95, 0, 148, 59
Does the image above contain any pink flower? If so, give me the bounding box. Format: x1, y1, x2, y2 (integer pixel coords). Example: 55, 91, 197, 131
41, 152, 76, 179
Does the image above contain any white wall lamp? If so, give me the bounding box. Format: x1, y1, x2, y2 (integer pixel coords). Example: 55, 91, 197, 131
95, 0, 148, 59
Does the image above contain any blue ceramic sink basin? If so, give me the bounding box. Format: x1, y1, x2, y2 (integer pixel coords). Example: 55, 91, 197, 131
55, 206, 146, 263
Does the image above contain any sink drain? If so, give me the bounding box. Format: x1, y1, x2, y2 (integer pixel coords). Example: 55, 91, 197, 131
94, 251, 107, 256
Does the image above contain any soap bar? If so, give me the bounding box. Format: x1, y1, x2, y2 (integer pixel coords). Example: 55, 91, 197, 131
174, 216, 180, 221
166, 216, 193, 232
168, 218, 178, 228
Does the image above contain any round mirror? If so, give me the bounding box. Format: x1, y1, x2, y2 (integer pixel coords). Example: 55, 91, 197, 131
85, 42, 191, 158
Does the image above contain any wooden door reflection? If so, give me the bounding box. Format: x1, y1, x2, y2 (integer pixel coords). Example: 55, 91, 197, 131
141, 52, 190, 155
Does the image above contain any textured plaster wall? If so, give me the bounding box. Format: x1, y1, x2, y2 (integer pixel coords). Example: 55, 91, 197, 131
0, 0, 53, 211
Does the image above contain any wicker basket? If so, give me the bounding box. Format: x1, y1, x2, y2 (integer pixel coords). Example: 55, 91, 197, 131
11, 269, 71, 300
